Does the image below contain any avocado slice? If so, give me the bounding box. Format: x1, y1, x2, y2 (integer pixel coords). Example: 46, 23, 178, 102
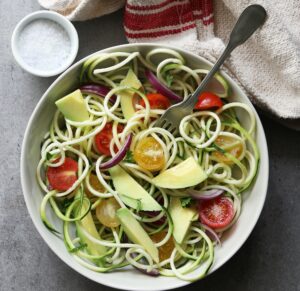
55, 89, 89, 122
152, 157, 207, 189
169, 197, 198, 244
109, 165, 161, 211
75, 192, 106, 259
76, 211, 106, 257
116, 208, 159, 263
119, 69, 142, 120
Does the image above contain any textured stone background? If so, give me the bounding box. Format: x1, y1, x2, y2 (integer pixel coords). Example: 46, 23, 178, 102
1, 1, 299, 290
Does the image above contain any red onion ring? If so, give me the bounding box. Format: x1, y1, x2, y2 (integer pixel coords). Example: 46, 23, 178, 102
187, 189, 224, 200
145, 70, 182, 102
130, 253, 160, 277
133, 265, 160, 277
80, 84, 116, 103
200, 223, 222, 245
141, 211, 166, 225
99, 134, 133, 170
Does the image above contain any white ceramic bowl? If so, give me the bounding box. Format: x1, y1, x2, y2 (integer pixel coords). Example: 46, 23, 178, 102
21, 43, 269, 291
11, 11, 78, 77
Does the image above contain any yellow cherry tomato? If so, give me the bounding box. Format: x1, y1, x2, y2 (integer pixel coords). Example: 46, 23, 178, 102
151, 231, 175, 262
85, 173, 105, 198
212, 136, 243, 164
133, 137, 165, 171
96, 197, 121, 228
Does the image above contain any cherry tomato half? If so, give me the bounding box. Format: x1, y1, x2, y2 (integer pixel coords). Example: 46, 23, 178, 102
96, 197, 121, 228
212, 135, 243, 164
85, 173, 105, 198
133, 137, 165, 171
194, 92, 223, 110
139, 93, 171, 110
47, 157, 78, 191
151, 231, 175, 262
198, 196, 234, 229
94, 122, 124, 156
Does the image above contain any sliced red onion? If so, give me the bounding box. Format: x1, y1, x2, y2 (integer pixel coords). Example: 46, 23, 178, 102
187, 189, 224, 200
99, 134, 133, 170
156, 195, 164, 205
141, 211, 166, 225
130, 253, 160, 277
80, 84, 116, 103
133, 265, 160, 277
142, 211, 160, 218
200, 223, 222, 245
145, 70, 182, 102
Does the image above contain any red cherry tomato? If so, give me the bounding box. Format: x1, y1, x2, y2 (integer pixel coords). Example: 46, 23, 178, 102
198, 196, 234, 229
139, 93, 171, 110
95, 122, 124, 156
47, 157, 78, 191
194, 92, 223, 110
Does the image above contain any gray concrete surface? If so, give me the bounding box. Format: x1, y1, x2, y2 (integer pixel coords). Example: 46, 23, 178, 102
1, 1, 299, 290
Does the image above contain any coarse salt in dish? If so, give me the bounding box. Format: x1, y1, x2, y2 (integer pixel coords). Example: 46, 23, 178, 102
11, 11, 78, 77
18, 19, 71, 72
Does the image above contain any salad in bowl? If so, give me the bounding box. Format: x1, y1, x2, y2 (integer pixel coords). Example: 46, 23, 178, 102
21, 44, 268, 290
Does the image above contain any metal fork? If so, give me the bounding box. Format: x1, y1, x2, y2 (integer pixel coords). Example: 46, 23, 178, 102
154, 5, 267, 135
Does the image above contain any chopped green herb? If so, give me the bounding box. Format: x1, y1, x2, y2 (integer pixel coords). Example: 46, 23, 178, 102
165, 74, 174, 87
60, 198, 73, 212
136, 199, 142, 212
46, 152, 54, 161
121, 194, 142, 212
124, 150, 135, 163
69, 242, 87, 253
180, 197, 192, 208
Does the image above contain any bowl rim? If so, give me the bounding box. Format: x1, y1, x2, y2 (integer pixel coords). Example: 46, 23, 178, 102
20, 43, 269, 290
11, 10, 79, 77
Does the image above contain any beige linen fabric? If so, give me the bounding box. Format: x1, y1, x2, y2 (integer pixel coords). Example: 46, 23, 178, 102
38, 0, 125, 21
38, 0, 300, 128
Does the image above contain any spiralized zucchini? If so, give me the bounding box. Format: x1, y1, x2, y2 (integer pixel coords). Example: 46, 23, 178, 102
37, 48, 259, 281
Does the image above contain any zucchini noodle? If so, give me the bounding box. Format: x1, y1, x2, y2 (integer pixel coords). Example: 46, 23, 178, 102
37, 48, 259, 282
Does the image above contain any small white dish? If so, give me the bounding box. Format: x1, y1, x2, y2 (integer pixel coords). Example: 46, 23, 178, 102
11, 10, 79, 77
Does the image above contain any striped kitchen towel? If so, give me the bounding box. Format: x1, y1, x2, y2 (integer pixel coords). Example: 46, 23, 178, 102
124, 0, 214, 43
38, 0, 300, 129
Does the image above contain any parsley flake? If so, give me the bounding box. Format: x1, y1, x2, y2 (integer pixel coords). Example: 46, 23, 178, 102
124, 150, 135, 163
180, 197, 192, 208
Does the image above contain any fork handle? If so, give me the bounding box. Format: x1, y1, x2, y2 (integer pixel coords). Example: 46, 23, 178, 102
182, 4, 266, 109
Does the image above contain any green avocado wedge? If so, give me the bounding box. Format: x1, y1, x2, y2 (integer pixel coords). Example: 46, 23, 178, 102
74, 188, 106, 260
55, 89, 90, 122
119, 69, 142, 120
152, 157, 207, 189
109, 165, 162, 211
76, 202, 106, 258
169, 197, 198, 244
116, 208, 159, 263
